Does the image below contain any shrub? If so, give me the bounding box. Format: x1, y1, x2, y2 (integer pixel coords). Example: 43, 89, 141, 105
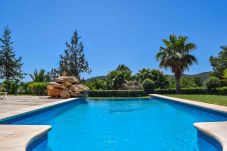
205, 77, 221, 92
28, 82, 47, 95
88, 90, 146, 97
85, 79, 107, 90
0, 85, 6, 92
122, 81, 142, 90
142, 79, 155, 94
154, 88, 207, 94
218, 87, 227, 95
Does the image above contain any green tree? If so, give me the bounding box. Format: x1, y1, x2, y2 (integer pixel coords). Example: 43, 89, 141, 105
156, 34, 197, 94
0, 27, 24, 92
106, 64, 132, 89
136, 68, 154, 82
107, 70, 126, 89
167, 77, 176, 88
60, 31, 90, 80
29, 69, 48, 82
193, 76, 203, 87
210, 46, 227, 79
142, 78, 155, 94
136, 68, 169, 88
205, 77, 221, 92
46, 68, 59, 82
85, 79, 107, 90
150, 69, 169, 89
180, 77, 196, 88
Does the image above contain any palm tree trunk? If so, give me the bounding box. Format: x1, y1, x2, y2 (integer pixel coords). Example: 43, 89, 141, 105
175, 75, 181, 94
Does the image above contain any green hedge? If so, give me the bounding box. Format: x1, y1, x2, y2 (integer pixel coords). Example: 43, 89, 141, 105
218, 87, 227, 95
28, 82, 47, 95
88, 90, 146, 97
154, 88, 208, 94
88, 87, 227, 97
154, 87, 227, 95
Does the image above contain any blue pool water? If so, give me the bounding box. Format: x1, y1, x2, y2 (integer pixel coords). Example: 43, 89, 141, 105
3, 98, 227, 151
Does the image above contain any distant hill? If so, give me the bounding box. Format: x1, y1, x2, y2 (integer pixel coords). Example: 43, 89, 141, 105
167, 71, 212, 81
86, 72, 212, 82
86, 76, 107, 82
183, 71, 212, 81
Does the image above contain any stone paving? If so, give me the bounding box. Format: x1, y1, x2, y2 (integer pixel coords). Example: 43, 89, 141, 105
0, 96, 63, 114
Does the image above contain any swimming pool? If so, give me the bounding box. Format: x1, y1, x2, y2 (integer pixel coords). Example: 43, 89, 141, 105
1, 97, 227, 151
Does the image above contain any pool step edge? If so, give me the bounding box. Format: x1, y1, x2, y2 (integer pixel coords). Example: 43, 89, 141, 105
150, 94, 227, 151
0, 125, 51, 151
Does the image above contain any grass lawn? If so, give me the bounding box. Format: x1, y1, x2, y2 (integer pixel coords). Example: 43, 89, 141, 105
166, 94, 227, 106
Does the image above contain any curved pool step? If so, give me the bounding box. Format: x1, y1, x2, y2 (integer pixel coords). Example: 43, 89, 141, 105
0, 125, 51, 151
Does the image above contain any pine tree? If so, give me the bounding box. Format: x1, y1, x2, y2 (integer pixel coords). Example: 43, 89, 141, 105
46, 68, 60, 82
59, 31, 90, 80
0, 26, 25, 92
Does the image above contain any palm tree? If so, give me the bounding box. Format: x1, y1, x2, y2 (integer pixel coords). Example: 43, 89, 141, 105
29, 69, 46, 82
156, 34, 197, 94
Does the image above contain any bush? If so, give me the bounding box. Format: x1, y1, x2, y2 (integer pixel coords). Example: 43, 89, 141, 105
205, 77, 221, 92
122, 81, 142, 90
28, 82, 47, 95
88, 90, 146, 97
84, 79, 107, 90
142, 79, 155, 94
154, 88, 207, 94
218, 87, 227, 95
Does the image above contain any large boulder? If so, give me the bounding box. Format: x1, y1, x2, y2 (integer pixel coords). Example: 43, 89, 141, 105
77, 84, 89, 92
63, 82, 72, 89
48, 82, 65, 89
47, 75, 89, 98
70, 91, 81, 97
56, 76, 79, 84
60, 90, 71, 99
47, 85, 62, 97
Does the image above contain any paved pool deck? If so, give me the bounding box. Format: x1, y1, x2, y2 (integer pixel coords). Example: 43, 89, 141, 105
0, 96, 63, 114
0, 96, 76, 151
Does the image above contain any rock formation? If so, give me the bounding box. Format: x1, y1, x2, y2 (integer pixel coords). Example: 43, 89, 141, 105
47, 76, 89, 99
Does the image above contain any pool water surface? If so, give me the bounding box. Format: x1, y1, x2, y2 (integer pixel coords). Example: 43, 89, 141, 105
4, 98, 227, 151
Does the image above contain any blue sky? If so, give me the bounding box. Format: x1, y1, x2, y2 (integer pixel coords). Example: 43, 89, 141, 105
1, 0, 227, 81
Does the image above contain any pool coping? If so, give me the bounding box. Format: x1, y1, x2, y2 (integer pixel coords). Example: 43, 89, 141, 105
0, 97, 78, 151
0, 125, 51, 151
150, 94, 227, 151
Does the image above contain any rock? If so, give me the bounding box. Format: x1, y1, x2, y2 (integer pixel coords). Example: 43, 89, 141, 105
69, 85, 80, 92
77, 84, 89, 92
70, 91, 81, 97
63, 82, 72, 88
47, 85, 62, 97
48, 82, 65, 89
60, 90, 71, 99
47, 75, 89, 98
56, 76, 79, 84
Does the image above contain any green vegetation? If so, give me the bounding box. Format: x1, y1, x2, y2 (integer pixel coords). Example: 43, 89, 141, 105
59, 31, 90, 79
28, 82, 47, 95
205, 77, 221, 92
1, 27, 227, 100
156, 34, 197, 94
0, 26, 25, 93
29, 69, 50, 82
142, 78, 155, 94
166, 94, 227, 106
210, 46, 227, 80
